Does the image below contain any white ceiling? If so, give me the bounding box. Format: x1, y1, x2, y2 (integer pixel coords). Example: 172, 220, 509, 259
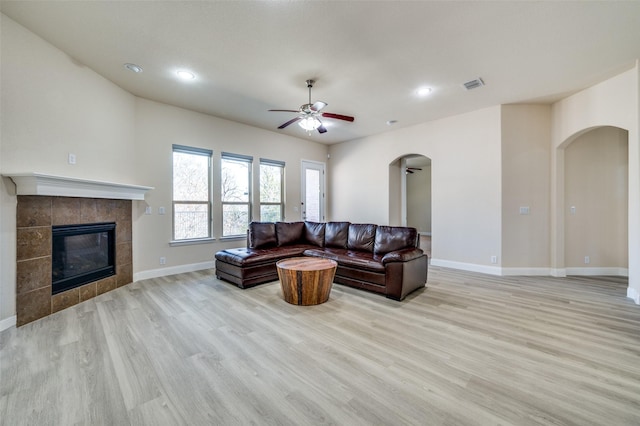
2, 1, 640, 145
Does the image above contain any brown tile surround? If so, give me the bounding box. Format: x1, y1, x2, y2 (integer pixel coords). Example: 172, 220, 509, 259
16, 196, 133, 326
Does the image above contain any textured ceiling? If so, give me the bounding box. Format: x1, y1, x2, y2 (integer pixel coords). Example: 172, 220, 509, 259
2, 1, 640, 144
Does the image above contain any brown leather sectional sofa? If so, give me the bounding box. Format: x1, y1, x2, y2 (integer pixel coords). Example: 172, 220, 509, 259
214, 221, 428, 301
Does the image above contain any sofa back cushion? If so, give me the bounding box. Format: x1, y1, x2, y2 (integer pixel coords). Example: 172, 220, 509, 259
304, 221, 325, 247
249, 222, 277, 248
276, 221, 305, 246
348, 223, 377, 252
374, 226, 418, 254
324, 222, 350, 248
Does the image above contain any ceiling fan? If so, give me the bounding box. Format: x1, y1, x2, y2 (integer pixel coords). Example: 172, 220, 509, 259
406, 167, 422, 174
269, 79, 355, 134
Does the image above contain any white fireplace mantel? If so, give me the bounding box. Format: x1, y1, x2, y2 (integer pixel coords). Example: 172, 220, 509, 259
3, 173, 153, 200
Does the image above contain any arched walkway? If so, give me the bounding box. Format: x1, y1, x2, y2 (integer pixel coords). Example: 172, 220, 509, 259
553, 126, 630, 277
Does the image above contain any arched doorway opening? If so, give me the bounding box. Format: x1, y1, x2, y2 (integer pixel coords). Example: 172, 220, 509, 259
559, 126, 629, 277
389, 154, 431, 257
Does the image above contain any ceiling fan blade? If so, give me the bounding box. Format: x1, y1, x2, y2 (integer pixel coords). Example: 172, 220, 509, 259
269, 109, 300, 113
322, 112, 355, 122
278, 117, 302, 129
311, 101, 327, 112
317, 124, 327, 134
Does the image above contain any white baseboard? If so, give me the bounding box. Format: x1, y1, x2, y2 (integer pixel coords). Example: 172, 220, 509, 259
133, 261, 216, 282
430, 259, 548, 276
565, 267, 629, 277
419, 232, 432, 237
501, 267, 552, 276
0, 315, 17, 332
627, 287, 640, 305
429, 261, 630, 279
430, 258, 502, 275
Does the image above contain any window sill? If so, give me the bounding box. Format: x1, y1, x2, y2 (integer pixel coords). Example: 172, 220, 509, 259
220, 235, 246, 242
169, 237, 216, 247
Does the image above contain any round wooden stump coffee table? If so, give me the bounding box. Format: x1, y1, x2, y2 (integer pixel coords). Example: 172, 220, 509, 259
276, 257, 337, 305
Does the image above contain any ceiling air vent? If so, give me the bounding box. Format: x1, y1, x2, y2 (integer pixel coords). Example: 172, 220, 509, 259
463, 78, 485, 91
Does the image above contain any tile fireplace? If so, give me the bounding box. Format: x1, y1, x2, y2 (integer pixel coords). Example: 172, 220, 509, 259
16, 196, 133, 326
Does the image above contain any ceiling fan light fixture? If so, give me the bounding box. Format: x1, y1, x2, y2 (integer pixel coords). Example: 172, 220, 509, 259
298, 116, 321, 131
270, 79, 355, 134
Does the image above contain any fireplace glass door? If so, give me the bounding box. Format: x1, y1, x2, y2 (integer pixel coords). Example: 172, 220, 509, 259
52, 222, 116, 294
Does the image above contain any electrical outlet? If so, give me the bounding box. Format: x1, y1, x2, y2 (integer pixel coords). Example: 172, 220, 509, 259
68, 153, 76, 165
584, 256, 590, 264
519, 206, 530, 215
145, 206, 152, 215
158, 207, 166, 215
491, 255, 498, 264
160, 257, 166, 265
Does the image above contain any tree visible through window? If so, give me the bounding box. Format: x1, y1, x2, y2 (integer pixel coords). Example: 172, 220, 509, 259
221, 153, 252, 237
260, 159, 284, 222
172, 145, 212, 240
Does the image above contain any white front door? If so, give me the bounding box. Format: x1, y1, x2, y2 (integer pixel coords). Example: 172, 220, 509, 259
301, 160, 325, 222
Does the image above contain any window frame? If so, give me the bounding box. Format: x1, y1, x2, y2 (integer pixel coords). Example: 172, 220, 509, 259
259, 158, 285, 222
221, 152, 253, 238
171, 144, 213, 243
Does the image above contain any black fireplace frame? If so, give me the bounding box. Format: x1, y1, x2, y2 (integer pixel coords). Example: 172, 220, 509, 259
52, 222, 116, 295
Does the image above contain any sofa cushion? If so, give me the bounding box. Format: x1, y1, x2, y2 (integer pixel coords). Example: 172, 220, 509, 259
374, 226, 418, 254
304, 247, 385, 273
249, 222, 277, 248
276, 221, 304, 246
348, 223, 377, 252
216, 245, 311, 267
304, 221, 325, 247
381, 247, 424, 264
325, 222, 350, 248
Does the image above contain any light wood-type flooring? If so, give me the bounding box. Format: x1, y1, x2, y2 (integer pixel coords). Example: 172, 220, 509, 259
1, 267, 640, 425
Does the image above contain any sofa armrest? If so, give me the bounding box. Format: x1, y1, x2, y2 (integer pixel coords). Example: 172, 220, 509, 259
381, 248, 424, 264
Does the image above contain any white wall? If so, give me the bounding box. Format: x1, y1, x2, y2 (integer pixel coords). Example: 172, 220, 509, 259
133, 98, 327, 277
0, 16, 138, 181
501, 105, 551, 271
329, 106, 503, 272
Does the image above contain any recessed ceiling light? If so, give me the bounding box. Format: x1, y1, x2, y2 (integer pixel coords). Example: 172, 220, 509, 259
176, 70, 196, 80
123, 63, 143, 73
417, 87, 432, 96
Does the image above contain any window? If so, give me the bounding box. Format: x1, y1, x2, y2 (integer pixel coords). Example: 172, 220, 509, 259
260, 159, 285, 222
221, 153, 252, 237
172, 145, 212, 241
